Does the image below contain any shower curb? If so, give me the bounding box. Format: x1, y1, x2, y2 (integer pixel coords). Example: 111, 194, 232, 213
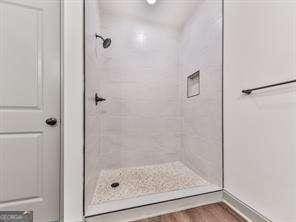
223, 190, 272, 222
84, 190, 272, 222
85, 190, 223, 222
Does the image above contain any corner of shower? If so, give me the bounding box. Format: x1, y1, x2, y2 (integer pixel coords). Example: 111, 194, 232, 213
84, 0, 223, 218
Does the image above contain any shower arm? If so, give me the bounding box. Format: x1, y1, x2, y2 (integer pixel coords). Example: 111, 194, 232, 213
95, 34, 104, 41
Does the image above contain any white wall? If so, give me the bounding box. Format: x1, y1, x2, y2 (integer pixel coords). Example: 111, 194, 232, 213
63, 0, 84, 221
224, 1, 296, 221
180, 0, 222, 187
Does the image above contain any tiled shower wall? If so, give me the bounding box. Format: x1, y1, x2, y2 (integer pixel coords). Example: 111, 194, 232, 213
179, 0, 222, 186
85, 0, 102, 206
96, 13, 182, 170
85, 0, 222, 206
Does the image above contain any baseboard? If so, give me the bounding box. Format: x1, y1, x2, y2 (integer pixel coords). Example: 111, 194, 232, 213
85, 190, 222, 222
223, 190, 271, 222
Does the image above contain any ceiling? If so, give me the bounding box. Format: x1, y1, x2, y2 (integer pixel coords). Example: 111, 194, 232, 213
98, 0, 204, 30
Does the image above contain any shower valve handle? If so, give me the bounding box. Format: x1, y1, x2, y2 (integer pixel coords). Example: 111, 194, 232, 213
95, 93, 106, 105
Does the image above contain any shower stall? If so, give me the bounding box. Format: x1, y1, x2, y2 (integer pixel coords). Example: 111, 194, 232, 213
84, 0, 223, 216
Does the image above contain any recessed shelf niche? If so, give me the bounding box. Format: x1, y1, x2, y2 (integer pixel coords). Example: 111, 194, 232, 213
187, 70, 200, 98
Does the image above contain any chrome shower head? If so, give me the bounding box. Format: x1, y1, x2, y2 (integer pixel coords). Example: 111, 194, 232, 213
95, 33, 111, 49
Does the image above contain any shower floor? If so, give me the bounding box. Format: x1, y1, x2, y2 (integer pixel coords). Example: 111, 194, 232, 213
86, 161, 219, 215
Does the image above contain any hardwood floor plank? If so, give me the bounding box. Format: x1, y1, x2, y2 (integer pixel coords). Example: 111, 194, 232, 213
134, 203, 247, 222
218, 203, 246, 222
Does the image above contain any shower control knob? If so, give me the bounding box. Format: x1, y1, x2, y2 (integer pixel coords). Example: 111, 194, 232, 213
95, 93, 106, 105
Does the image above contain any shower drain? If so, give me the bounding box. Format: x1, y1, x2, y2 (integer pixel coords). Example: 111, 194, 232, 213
111, 182, 119, 188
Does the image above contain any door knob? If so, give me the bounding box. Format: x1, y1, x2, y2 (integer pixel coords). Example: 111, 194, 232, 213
46, 117, 57, 126
95, 93, 106, 105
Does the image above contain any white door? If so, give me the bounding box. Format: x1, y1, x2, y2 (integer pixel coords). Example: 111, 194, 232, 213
0, 0, 60, 221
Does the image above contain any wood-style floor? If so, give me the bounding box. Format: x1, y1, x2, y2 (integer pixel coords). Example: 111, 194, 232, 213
134, 203, 247, 222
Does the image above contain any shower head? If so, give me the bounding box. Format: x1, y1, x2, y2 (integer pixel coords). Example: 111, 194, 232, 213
103, 38, 112, 48
95, 33, 111, 48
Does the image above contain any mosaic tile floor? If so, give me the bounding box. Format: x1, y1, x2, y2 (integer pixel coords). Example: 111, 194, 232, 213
91, 161, 209, 205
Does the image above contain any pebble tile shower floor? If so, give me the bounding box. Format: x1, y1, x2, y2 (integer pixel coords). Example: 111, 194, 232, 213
90, 161, 209, 205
